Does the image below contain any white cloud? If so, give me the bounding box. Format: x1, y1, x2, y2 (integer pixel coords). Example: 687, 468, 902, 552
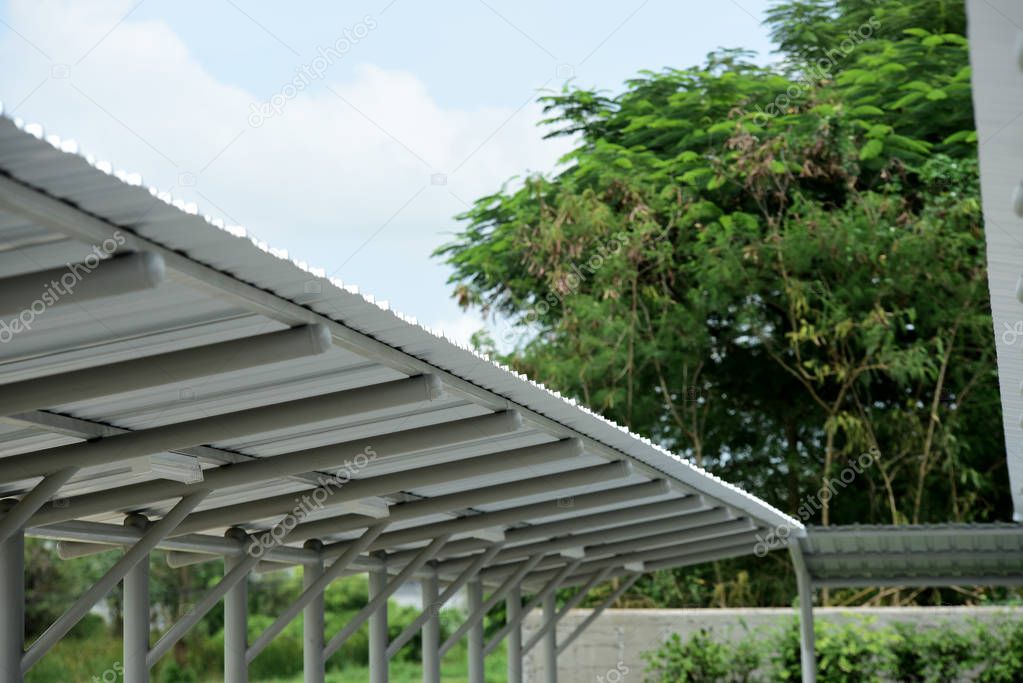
0, 0, 571, 327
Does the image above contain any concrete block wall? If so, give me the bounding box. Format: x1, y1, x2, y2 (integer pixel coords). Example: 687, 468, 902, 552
521, 606, 1022, 683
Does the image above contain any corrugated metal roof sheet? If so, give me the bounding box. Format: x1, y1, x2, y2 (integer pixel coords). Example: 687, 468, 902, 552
801, 524, 1023, 585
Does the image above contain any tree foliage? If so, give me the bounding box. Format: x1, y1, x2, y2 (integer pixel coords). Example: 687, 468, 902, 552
437, 0, 1010, 603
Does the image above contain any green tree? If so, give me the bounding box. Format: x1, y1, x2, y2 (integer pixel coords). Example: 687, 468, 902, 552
437, 0, 1009, 604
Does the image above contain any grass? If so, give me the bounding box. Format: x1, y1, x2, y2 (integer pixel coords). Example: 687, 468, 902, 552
255, 653, 508, 683
25, 633, 508, 682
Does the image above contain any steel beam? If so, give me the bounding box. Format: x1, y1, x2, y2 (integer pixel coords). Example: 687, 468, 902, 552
123, 515, 151, 683
0, 251, 165, 317
420, 497, 704, 567
575, 518, 754, 558
482, 559, 581, 657
5, 374, 444, 485
435, 505, 727, 573
225, 529, 251, 683
508, 529, 762, 586
789, 540, 817, 683
303, 541, 325, 683
0, 324, 331, 417
386, 544, 505, 658
37, 519, 322, 567
541, 538, 781, 592
323, 536, 450, 658
171, 438, 581, 538
30, 411, 520, 528
555, 574, 640, 655
0, 509, 24, 683
288, 461, 630, 543
248, 523, 389, 663
330, 480, 670, 558
0, 467, 78, 544
22, 491, 208, 673
506, 586, 523, 683
421, 567, 441, 683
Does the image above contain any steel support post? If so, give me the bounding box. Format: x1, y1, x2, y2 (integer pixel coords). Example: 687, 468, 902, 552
369, 561, 389, 683
225, 530, 250, 683
303, 541, 325, 683
0, 511, 24, 683
421, 568, 441, 683
541, 591, 558, 683
789, 539, 817, 683
506, 585, 523, 683
467, 579, 485, 683
123, 515, 151, 683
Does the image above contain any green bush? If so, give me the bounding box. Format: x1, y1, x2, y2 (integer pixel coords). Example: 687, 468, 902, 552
643, 629, 759, 682
978, 618, 1023, 682
158, 661, 198, 683
891, 621, 976, 682
643, 616, 1023, 682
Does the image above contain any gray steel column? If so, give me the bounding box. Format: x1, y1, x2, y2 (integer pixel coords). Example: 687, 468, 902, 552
789, 540, 817, 683
506, 585, 522, 683
541, 592, 558, 683
467, 579, 485, 683
0, 502, 24, 683
369, 562, 389, 683
225, 529, 250, 683
123, 514, 150, 683
303, 541, 325, 683
421, 568, 440, 683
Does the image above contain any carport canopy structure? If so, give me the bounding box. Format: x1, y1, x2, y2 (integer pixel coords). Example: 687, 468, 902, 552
0, 109, 800, 683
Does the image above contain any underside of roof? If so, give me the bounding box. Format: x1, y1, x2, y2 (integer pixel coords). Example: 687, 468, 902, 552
800, 524, 1023, 588
0, 109, 801, 590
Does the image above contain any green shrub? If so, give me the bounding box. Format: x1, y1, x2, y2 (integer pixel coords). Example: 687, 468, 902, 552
891, 621, 976, 682
978, 618, 1023, 682
643, 615, 1023, 682
246, 614, 304, 679
643, 629, 759, 682
157, 660, 198, 683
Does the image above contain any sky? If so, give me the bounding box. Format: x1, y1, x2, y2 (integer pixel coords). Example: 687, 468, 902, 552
0, 0, 779, 344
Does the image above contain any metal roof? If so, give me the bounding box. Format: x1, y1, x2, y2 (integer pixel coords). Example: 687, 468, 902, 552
968, 0, 1023, 521
799, 524, 1023, 588
0, 108, 800, 589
